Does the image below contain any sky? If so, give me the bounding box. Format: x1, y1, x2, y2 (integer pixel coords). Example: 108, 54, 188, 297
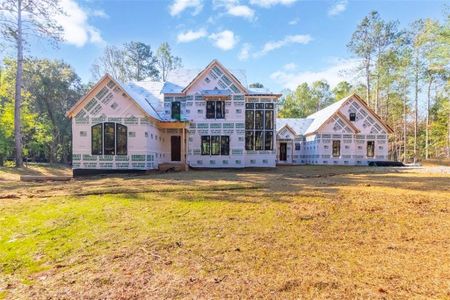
11, 0, 448, 93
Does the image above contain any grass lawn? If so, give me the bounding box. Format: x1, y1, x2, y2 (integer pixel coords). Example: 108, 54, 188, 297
0, 165, 449, 298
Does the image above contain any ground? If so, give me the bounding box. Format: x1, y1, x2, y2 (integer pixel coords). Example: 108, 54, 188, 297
0, 164, 449, 299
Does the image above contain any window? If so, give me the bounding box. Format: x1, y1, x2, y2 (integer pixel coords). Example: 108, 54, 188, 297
91, 123, 127, 155
245, 102, 274, 151
201, 136, 229, 155
206, 100, 225, 119
295, 143, 301, 151
171, 101, 181, 120
367, 141, 375, 157
116, 124, 127, 155
211, 136, 221, 155
104, 123, 115, 155
221, 136, 230, 155
349, 112, 356, 121
332, 140, 341, 157
201, 136, 211, 155
92, 124, 102, 155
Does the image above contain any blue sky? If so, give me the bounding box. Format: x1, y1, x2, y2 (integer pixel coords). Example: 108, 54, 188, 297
21, 0, 448, 92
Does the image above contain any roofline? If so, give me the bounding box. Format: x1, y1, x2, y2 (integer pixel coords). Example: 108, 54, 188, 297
276, 123, 297, 136
351, 93, 394, 134
306, 93, 394, 136
181, 59, 248, 94
66, 73, 110, 118
245, 93, 282, 98
66, 73, 161, 123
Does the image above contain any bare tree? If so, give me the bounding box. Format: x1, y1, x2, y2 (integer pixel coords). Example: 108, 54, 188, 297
156, 42, 182, 82
0, 0, 63, 167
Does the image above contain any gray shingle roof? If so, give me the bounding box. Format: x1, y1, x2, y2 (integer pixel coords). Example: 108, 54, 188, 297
119, 80, 165, 120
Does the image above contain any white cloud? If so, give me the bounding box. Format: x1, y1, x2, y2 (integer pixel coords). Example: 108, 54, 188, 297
55, 0, 105, 47
270, 58, 360, 89
238, 43, 251, 61
255, 34, 312, 57
177, 28, 208, 43
289, 17, 299, 25
213, 0, 255, 20
227, 5, 255, 20
249, 0, 297, 8
283, 63, 297, 71
169, 0, 203, 16
90, 9, 108, 18
328, 0, 348, 16
209, 30, 238, 50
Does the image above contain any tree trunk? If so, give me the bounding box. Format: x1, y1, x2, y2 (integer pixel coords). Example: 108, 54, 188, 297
14, 0, 23, 168
403, 94, 407, 163
425, 76, 432, 160
365, 58, 371, 107
413, 55, 419, 164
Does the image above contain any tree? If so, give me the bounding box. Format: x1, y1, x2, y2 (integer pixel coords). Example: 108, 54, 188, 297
25, 59, 84, 163
91, 45, 129, 82
278, 83, 315, 118
249, 83, 264, 88
0, 0, 63, 167
124, 41, 159, 81
332, 81, 353, 100
347, 11, 378, 107
310, 80, 333, 111
156, 42, 182, 82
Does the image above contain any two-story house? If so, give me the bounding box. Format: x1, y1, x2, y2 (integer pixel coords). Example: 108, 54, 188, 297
66, 59, 281, 175
66, 59, 393, 175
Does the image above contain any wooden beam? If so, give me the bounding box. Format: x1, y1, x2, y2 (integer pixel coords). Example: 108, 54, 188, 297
158, 122, 189, 129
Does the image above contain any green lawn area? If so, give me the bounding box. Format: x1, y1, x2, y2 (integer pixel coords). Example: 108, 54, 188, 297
0, 165, 449, 298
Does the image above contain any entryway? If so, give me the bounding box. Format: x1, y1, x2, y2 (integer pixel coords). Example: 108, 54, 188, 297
279, 142, 287, 161
171, 136, 181, 161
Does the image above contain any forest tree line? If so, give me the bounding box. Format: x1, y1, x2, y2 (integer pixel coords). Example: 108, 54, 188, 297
279, 11, 449, 162
0, 41, 182, 166
0, 0, 448, 166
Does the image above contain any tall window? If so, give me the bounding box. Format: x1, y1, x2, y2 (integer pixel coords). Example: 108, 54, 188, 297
171, 101, 181, 120
332, 140, 341, 157
92, 124, 102, 155
349, 112, 356, 121
367, 141, 375, 157
91, 123, 127, 155
201, 136, 229, 155
245, 102, 274, 151
206, 100, 225, 119
201, 136, 211, 155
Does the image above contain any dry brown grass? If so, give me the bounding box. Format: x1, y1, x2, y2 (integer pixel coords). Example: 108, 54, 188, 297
0, 165, 449, 299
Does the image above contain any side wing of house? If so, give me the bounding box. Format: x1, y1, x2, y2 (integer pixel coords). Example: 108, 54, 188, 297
68, 75, 169, 172
312, 94, 392, 165
336, 95, 391, 162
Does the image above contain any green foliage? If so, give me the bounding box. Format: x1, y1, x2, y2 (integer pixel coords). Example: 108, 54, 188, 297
124, 41, 159, 81
278, 80, 348, 118
332, 81, 353, 100
0, 57, 84, 163
249, 82, 264, 88
156, 42, 182, 81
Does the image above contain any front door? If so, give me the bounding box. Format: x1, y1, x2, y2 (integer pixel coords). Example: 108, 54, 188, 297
279, 143, 287, 161
171, 136, 181, 161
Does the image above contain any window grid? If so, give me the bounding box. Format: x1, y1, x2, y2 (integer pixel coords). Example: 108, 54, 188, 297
245, 103, 274, 151
201, 136, 230, 156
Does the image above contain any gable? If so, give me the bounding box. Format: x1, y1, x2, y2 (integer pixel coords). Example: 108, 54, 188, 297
317, 113, 359, 134
277, 125, 296, 140
338, 95, 392, 134
72, 78, 146, 124
67, 74, 162, 122
182, 60, 247, 95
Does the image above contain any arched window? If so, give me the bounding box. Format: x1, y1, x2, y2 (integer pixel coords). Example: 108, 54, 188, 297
91, 123, 127, 155
91, 123, 103, 155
